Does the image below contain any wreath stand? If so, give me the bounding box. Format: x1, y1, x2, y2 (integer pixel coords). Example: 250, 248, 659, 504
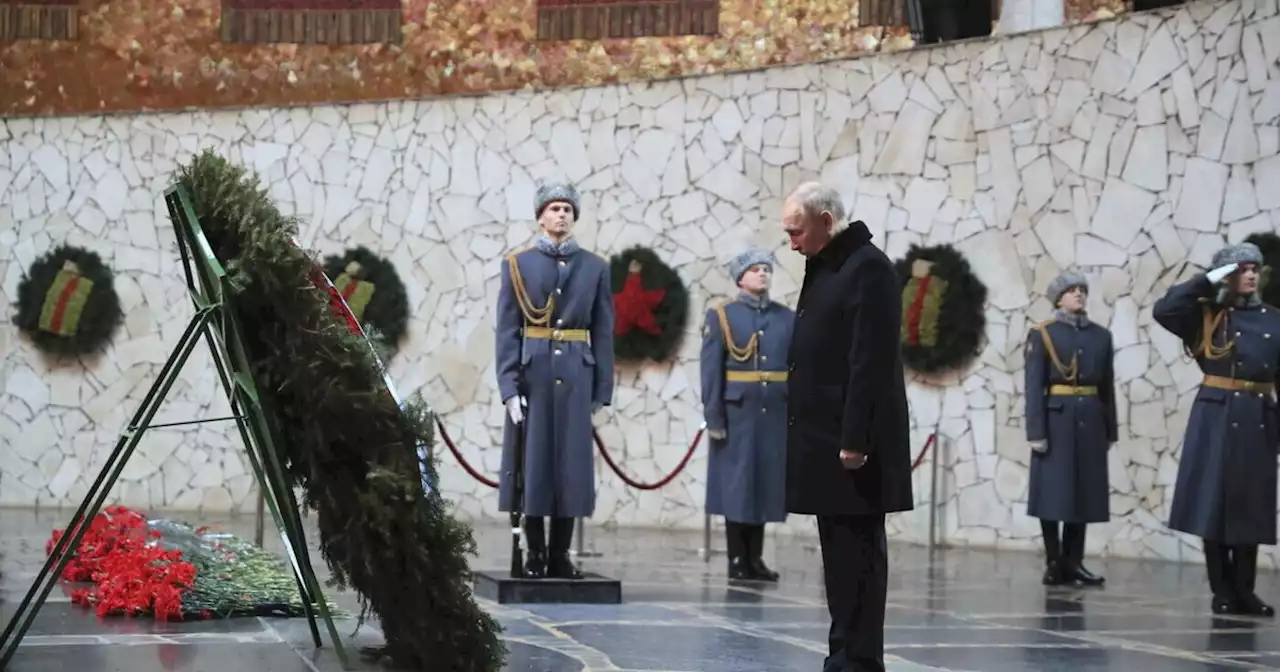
0, 184, 351, 670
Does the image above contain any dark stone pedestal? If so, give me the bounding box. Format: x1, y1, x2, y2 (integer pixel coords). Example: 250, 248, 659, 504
472, 570, 622, 604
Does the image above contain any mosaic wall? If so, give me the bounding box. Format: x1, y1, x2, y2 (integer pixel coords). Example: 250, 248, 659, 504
0, 0, 1128, 119
4, 0, 1280, 566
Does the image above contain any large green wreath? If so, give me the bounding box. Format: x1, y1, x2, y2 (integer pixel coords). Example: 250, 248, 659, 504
610, 245, 689, 363
893, 244, 988, 375
175, 151, 503, 671
322, 246, 410, 355
14, 245, 124, 358
1245, 232, 1280, 307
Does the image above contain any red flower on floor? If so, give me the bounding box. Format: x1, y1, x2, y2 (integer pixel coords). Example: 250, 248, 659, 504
47, 505, 198, 621
614, 269, 666, 336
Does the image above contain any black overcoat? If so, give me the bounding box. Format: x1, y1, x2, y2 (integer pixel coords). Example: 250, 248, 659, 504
785, 222, 915, 516
1153, 275, 1280, 545
1024, 317, 1117, 523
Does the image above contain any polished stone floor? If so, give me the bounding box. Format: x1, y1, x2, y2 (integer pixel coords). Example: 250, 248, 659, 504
2, 507, 1280, 671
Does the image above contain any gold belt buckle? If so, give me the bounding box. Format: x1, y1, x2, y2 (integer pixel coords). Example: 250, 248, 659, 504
551, 329, 563, 341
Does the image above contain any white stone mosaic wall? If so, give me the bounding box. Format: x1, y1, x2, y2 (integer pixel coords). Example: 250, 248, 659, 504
3, 0, 1280, 564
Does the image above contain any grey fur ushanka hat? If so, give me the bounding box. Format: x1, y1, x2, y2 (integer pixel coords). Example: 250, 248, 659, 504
1047, 270, 1088, 305
728, 248, 775, 283
534, 182, 580, 219
1211, 242, 1264, 269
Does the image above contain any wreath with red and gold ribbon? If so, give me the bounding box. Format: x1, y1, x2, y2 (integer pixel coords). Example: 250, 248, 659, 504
893, 244, 987, 375
14, 245, 124, 358
610, 246, 689, 363
322, 246, 410, 356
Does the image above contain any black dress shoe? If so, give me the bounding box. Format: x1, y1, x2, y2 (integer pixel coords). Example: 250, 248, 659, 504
1042, 560, 1064, 586
749, 558, 780, 582
523, 550, 547, 579
1237, 592, 1276, 617
728, 556, 754, 580
547, 554, 584, 580
1212, 593, 1238, 614
1064, 563, 1105, 586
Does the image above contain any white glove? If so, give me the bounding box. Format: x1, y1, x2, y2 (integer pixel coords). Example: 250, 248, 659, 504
592, 402, 604, 414
1030, 440, 1047, 454
1207, 263, 1239, 284
708, 428, 727, 440
505, 396, 526, 424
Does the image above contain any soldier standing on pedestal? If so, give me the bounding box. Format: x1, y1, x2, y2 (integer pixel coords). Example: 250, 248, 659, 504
1154, 242, 1280, 616
495, 182, 615, 580
701, 249, 794, 582
1024, 270, 1115, 588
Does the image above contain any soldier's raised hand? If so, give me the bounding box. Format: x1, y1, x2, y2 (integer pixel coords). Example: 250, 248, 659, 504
505, 396, 527, 424
1030, 440, 1047, 454
1207, 262, 1240, 284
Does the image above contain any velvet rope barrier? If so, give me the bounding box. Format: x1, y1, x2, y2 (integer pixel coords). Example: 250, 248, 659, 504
910, 433, 937, 472
436, 415, 933, 491
592, 426, 705, 491
434, 416, 499, 489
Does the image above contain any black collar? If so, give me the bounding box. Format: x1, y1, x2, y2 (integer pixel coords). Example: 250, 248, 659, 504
809, 221, 872, 268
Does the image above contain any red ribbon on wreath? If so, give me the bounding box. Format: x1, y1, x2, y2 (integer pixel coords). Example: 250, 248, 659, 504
614, 259, 666, 336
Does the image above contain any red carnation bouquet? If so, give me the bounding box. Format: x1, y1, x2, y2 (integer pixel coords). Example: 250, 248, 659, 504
47, 505, 198, 621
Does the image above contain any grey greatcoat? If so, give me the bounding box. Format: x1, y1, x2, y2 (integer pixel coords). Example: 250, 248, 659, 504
1024, 316, 1117, 523
701, 294, 794, 524
495, 240, 615, 518
1154, 275, 1280, 545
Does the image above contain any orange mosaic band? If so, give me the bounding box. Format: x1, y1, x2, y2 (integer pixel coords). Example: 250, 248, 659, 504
39, 269, 94, 337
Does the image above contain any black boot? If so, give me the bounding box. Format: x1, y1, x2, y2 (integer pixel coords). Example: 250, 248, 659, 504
726, 521, 752, 580
1040, 520, 1063, 586
1232, 544, 1274, 617
1061, 523, 1104, 586
746, 524, 779, 582
547, 517, 584, 579
1204, 539, 1236, 614
522, 517, 547, 579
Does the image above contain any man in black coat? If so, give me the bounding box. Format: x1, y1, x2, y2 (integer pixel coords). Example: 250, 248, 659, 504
782, 182, 914, 672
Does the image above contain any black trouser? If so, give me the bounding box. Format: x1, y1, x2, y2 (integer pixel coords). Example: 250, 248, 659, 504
817, 514, 888, 672
725, 521, 765, 559
1204, 539, 1260, 598
523, 516, 575, 555
1040, 520, 1086, 564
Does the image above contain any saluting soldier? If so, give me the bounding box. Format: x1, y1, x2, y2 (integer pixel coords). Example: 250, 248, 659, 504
495, 182, 615, 581
1025, 270, 1115, 588
701, 249, 794, 582
1154, 242, 1280, 616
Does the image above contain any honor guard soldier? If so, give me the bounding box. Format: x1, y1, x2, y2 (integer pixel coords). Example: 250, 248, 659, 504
700, 248, 794, 581
495, 182, 615, 580
1025, 270, 1115, 587
1154, 242, 1280, 616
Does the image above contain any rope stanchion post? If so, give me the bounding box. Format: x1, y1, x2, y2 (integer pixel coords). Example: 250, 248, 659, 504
927, 432, 941, 553
572, 517, 603, 559
698, 511, 720, 563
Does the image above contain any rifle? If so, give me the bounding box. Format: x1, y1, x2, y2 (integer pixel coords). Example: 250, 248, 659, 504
509, 350, 527, 579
